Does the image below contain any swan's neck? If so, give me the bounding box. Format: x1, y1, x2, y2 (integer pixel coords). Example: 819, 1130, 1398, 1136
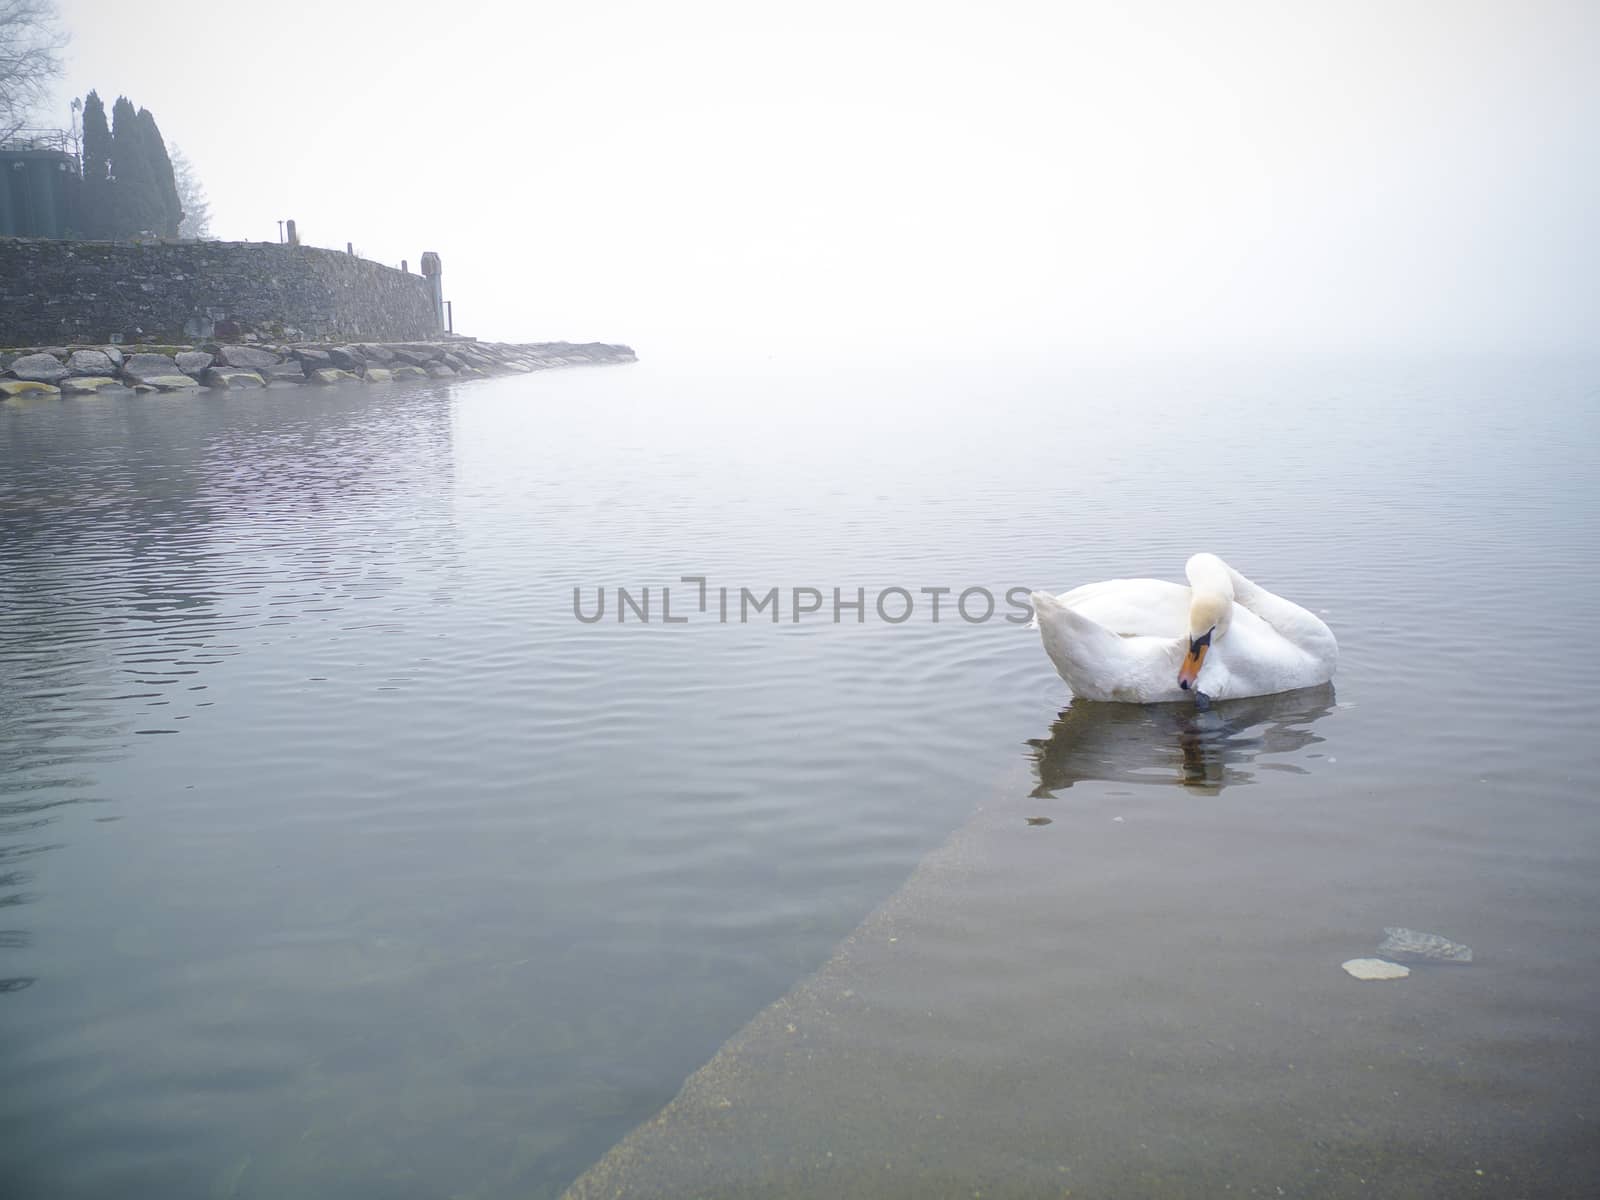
1186, 555, 1236, 602
1184, 554, 1236, 639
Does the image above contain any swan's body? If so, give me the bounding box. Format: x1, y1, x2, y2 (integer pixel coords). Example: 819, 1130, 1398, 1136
1030, 554, 1337, 703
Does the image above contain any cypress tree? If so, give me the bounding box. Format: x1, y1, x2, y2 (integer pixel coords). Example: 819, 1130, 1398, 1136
109, 95, 157, 235
85, 93, 186, 238
80, 91, 112, 236
136, 107, 183, 236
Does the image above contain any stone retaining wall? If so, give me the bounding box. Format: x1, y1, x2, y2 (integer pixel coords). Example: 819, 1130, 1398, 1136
0, 339, 636, 397
0, 237, 441, 346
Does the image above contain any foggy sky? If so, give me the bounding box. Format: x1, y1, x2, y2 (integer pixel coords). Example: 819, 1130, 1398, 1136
45, 0, 1600, 357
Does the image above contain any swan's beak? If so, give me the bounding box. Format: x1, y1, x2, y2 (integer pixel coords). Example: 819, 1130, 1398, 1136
1178, 629, 1211, 691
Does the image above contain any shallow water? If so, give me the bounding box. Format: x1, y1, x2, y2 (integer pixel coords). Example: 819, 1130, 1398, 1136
2, 357, 1597, 1197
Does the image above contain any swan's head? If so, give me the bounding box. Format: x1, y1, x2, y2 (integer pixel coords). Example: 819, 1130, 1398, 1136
1178, 589, 1231, 692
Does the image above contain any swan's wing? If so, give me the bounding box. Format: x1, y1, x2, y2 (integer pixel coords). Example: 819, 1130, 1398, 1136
1059, 578, 1189, 638
1032, 590, 1184, 702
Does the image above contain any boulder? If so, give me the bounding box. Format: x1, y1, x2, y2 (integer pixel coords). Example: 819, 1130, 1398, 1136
60, 376, 128, 395
7, 353, 68, 383
357, 343, 396, 364
440, 352, 467, 371
362, 367, 394, 383
290, 348, 332, 369
144, 375, 203, 390
175, 351, 214, 375
65, 349, 116, 377
391, 365, 429, 380
425, 362, 456, 378
308, 368, 361, 385
122, 353, 182, 383
264, 361, 306, 381
202, 368, 266, 390
1, 379, 61, 397
328, 346, 365, 372
395, 343, 444, 361
98, 346, 124, 367
217, 345, 280, 370
390, 348, 431, 367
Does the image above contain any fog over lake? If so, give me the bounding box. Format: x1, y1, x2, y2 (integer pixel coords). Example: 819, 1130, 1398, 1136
47, 0, 1600, 357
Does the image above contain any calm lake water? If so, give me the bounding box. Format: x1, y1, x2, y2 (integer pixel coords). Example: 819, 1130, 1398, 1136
2, 356, 1597, 1198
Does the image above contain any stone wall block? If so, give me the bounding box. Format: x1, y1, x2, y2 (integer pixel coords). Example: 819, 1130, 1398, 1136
0, 240, 441, 345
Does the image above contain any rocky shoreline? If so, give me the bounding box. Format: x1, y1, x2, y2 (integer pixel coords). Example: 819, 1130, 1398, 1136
0, 338, 636, 397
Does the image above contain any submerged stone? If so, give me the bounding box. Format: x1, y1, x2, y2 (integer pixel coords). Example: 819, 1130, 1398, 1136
1377, 928, 1473, 964
308, 368, 360, 385
1342, 958, 1409, 981
60, 376, 128, 395
362, 367, 394, 383
1, 379, 61, 397
143, 375, 202, 391
202, 368, 266, 390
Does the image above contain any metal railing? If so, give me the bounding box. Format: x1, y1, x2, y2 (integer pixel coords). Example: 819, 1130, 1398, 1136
0, 128, 77, 156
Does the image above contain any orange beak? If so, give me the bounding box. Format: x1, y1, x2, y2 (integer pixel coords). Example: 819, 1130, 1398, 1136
1178, 630, 1211, 692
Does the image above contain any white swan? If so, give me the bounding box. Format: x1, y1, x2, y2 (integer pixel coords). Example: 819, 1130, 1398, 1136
1030, 554, 1337, 703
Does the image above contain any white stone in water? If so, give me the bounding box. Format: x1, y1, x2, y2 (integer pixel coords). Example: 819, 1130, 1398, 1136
1342, 958, 1410, 981
1378, 927, 1473, 963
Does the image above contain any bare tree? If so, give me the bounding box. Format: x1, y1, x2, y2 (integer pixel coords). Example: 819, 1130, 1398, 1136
170, 144, 212, 238
0, 0, 66, 142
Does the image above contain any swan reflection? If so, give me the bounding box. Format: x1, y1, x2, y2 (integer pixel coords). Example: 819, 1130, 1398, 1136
1027, 684, 1337, 797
